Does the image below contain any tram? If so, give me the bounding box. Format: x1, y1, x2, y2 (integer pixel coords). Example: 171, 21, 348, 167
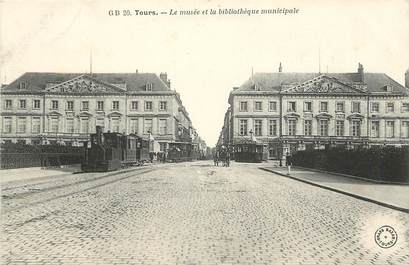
81, 126, 150, 172
234, 143, 267, 163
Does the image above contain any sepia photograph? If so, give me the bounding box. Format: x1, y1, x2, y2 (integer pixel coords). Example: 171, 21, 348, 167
0, 0, 408, 264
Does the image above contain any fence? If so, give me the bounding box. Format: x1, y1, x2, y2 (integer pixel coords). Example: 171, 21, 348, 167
291, 146, 409, 183
0, 143, 84, 169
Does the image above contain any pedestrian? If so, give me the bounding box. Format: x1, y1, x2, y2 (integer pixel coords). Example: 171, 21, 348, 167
286, 152, 292, 175
214, 152, 219, 166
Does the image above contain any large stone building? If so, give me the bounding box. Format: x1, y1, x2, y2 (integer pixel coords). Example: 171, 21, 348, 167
0, 71, 205, 153
219, 64, 409, 159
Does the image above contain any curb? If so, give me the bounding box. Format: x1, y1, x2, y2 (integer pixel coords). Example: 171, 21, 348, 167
293, 166, 409, 185
259, 167, 409, 214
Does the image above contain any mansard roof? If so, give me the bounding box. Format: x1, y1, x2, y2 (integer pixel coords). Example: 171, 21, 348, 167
1, 72, 172, 93
233, 72, 408, 95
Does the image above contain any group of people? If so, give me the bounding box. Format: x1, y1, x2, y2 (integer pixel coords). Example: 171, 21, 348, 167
213, 146, 230, 167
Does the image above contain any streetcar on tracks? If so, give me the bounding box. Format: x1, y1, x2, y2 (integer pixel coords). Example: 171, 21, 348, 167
234, 142, 267, 163
81, 126, 150, 172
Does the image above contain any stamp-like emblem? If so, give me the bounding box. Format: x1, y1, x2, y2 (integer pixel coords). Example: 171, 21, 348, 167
374, 225, 398, 248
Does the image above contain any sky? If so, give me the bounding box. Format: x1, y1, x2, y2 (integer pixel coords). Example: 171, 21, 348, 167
1, 0, 409, 146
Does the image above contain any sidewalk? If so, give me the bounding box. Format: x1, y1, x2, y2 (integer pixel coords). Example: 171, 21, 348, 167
260, 166, 409, 213
0, 164, 81, 185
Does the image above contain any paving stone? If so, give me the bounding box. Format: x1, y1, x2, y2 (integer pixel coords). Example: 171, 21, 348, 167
1, 161, 409, 264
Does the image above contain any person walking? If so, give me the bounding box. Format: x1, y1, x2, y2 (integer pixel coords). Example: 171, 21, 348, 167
286, 152, 292, 175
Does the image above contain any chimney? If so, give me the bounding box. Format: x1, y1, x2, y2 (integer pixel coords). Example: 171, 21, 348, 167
405, 68, 409, 88
358, 63, 364, 82
278, 62, 282, 73
135, 69, 138, 74
160, 72, 171, 88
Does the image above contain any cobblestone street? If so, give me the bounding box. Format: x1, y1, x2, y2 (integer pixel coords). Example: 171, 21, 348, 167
1, 161, 409, 265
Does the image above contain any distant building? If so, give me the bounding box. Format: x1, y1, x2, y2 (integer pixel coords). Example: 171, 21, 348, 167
219, 64, 409, 159
0, 72, 206, 153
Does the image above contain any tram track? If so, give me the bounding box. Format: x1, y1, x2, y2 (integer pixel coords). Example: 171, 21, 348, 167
2, 167, 158, 213
2, 166, 152, 194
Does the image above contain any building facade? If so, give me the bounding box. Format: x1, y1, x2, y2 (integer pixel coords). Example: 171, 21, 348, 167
0, 72, 205, 152
220, 64, 409, 159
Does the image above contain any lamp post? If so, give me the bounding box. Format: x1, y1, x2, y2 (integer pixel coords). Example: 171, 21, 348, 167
278, 136, 283, 166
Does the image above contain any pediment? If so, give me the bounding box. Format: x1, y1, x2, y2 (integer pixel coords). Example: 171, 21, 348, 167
283, 75, 365, 94
45, 75, 124, 93
78, 111, 93, 117
48, 111, 62, 116
315, 113, 333, 119
347, 113, 365, 120
107, 111, 123, 117
284, 113, 300, 119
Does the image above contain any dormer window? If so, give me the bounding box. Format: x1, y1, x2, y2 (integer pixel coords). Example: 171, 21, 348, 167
146, 82, 153, 91
19, 82, 27, 90
384, 85, 393, 92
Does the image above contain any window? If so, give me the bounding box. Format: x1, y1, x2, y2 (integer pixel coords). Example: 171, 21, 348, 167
144, 119, 153, 133
51, 100, 59, 109
33, 100, 41, 109
81, 101, 89, 111
160, 101, 167, 111
371, 121, 380, 138
131, 101, 138, 110
3, 117, 12, 133
352, 120, 361, 137
239, 101, 248, 112
160, 143, 167, 152
386, 121, 395, 138
288, 120, 296, 136
19, 100, 26, 109
352, 102, 361, 113
17, 117, 27, 133
97, 101, 104, 111
288, 101, 296, 112
145, 101, 153, 111
320, 102, 328, 112
336, 120, 344, 136
319, 120, 329, 136
387, 103, 394, 113
19, 82, 27, 90
269, 101, 277, 112
146, 82, 153, 91
304, 120, 312, 136
64, 119, 73, 133
304, 102, 312, 112
402, 103, 409, 112
80, 118, 89, 134
5, 100, 12, 109
130, 118, 138, 134
159, 119, 167, 135
336, 102, 344, 113
402, 121, 409, 138
50, 118, 59, 133
239, 119, 248, 136
254, 101, 262, 111
96, 118, 105, 132
67, 101, 74, 110
254, 120, 262, 136
111, 117, 120, 132
269, 120, 277, 136
112, 101, 119, 110
371, 102, 379, 113
32, 117, 41, 133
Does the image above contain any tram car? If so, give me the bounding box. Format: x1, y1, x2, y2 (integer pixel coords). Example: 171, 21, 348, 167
81, 126, 150, 172
234, 143, 267, 163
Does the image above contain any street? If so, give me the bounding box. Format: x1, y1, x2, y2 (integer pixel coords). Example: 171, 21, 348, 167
1, 161, 409, 265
